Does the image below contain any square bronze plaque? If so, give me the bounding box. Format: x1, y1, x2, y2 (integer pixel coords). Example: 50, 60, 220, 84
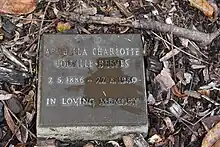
37, 34, 148, 140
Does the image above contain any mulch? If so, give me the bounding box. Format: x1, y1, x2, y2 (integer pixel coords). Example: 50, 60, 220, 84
1, 0, 220, 146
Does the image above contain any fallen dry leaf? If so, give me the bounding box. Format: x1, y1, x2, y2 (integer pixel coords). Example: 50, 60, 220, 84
201, 121, 220, 147
148, 134, 163, 144
133, 134, 149, 147
198, 89, 210, 97
4, 106, 17, 134
155, 68, 175, 90
171, 85, 187, 98
202, 115, 220, 129
213, 139, 220, 147
123, 135, 134, 147
189, 0, 214, 17
56, 22, 71, 32
4, 105, 23, 143
107, 141, 121, 147
20, 122, 28, 143
0, 0, 36, 14
159, 49, 180, 62
0, 94, 13, 100
34, 139, 57, 147
73, 3, 97, 16
83, 143, 94, 147
163, 117, 175, 133
168, 101, 183, 118
15, 143, 26, 147
26, 111, 35, 125
184, 90, 201, 99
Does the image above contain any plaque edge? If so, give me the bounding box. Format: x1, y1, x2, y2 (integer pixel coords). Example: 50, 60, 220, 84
36, 35, 45, 132
37, 124, 149, 140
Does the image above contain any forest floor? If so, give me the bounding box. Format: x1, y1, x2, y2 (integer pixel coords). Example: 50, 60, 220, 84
1, 0, 220, 146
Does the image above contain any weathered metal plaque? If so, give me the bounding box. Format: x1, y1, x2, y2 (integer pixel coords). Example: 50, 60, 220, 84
37, 34, 148, 140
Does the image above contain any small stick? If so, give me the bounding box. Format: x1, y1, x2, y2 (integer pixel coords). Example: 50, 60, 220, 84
59, 12, 220, 45
132, 20, 220, 45
152, 32, 209, 64
193, 107, 218, 126
37, 1, 51, 51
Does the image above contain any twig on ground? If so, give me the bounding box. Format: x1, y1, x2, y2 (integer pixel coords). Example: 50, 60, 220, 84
201, 95, 220, 106
20, 20, 56, 54
152, 32, 209, 64
133, 20, 220, 45
37, 1, 51, 52
59, 12, 220, 45
193, 107, 219, 126
2, 14, 54, 22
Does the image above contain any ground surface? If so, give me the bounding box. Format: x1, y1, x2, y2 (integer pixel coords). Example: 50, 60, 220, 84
1, 0, 220, 146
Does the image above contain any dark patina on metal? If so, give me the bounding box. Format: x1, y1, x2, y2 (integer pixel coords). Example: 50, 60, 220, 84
37, 34, 148, 139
